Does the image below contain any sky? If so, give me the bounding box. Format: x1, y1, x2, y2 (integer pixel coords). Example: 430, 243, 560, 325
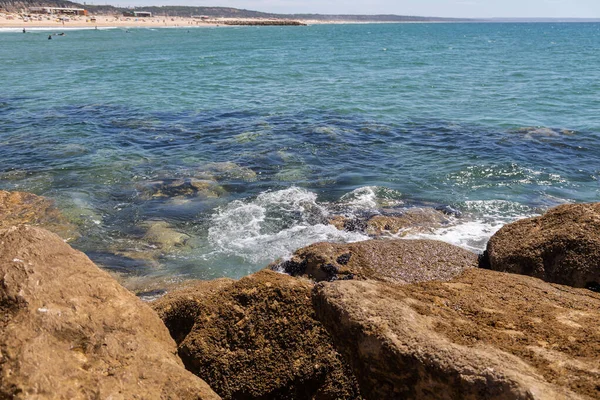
102, 0, 600, 18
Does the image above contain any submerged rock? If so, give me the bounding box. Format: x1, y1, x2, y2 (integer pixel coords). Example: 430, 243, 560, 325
0, 190, 78, 241
136, 178, 226, 200
486, 203, 600, 289
110, 220, 192, 265
272, 239, 477, 283
313, 268, 600, 399
512, 126, 576, 137
200, 162, 257, 182
0, 226, 220, 399
152, 270, 362, 400
329, 207, 453, 237
142, 220, 191, 251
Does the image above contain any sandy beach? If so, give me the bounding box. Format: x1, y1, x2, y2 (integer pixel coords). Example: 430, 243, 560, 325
0, 12, 330, 29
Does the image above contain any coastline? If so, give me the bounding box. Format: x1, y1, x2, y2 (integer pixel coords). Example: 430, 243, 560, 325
0, 13, 462, 29
0, 14, 340, 29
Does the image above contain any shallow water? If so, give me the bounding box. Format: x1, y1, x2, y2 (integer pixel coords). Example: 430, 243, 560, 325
1, 23, 599, 283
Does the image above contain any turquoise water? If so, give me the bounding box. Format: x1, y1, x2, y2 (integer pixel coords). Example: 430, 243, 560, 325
1, 23, 599, 284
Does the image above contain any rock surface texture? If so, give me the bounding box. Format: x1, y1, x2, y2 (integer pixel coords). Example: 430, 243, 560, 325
273, 239, 477, 283
486, 203, 600, 289
313, 268, 600, 400
153, 269, 362, 400
329, 207, 453, 237
0, 190, 78, 240
0, 226, 220, 400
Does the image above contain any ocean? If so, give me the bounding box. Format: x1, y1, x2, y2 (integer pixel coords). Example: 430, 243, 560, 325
1, 23, 599, 285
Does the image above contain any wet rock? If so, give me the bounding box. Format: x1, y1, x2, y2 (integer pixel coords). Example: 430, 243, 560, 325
272, 239, 477, 284
153, 270, 362, 400
365, 209, 452, 236
329, 207, 452, 237
312, 268, 600, 399
0, 190, 79, 241
0, 225, 220, 399
329, 215, 369, 233
434, 204, 463, 217
136, 178, 226, 200
486, 203, 600, 289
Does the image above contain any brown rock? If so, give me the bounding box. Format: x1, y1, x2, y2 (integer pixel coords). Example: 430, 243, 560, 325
0, 226, 220, 400
0, 190, 78, 240
328, 208, 452, 237
154, 270, 362, 400
313, 268, 600, 399
365, 208, 452, 236
272, 239, 477, 283
153, 278, 236, 344
486, 203, 600, 289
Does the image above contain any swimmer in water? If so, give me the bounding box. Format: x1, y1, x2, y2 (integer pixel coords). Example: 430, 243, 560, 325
22, 28, 26, 33
48, 35, 52, 40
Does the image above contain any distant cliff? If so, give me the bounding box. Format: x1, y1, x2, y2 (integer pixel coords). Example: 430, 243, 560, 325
0, 0, 468, 21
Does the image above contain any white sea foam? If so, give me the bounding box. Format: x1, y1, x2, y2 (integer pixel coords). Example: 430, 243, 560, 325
404, 200, 540, 252
209, 187, 539, 265
339, 186, 403, 211
403, 220, 504, 253
207, 187, 368, 264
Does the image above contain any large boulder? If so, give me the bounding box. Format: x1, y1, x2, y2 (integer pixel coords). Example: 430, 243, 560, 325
153, 270, 362, 400
313, 268, 600, 399
272, 239, 477, 283
0, 190, 78, 240
486, 203, 600, 289
152, 278, 236, 344
0, 225, 220, 400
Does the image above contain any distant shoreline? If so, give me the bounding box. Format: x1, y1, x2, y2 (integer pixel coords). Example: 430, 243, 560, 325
0, 16, 471, 29
0, 14, 305, 29
1, 12, 599, 30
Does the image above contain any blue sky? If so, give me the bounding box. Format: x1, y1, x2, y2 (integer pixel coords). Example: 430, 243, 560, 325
106, 0, 600, 18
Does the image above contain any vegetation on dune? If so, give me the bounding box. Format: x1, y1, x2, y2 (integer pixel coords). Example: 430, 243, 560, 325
0, 0, 467, 20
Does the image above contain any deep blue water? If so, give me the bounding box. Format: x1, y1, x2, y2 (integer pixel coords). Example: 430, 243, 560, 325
1, 23, 599, 286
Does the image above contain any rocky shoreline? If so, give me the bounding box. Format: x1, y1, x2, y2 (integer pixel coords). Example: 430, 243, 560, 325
1, 190, 599, 399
